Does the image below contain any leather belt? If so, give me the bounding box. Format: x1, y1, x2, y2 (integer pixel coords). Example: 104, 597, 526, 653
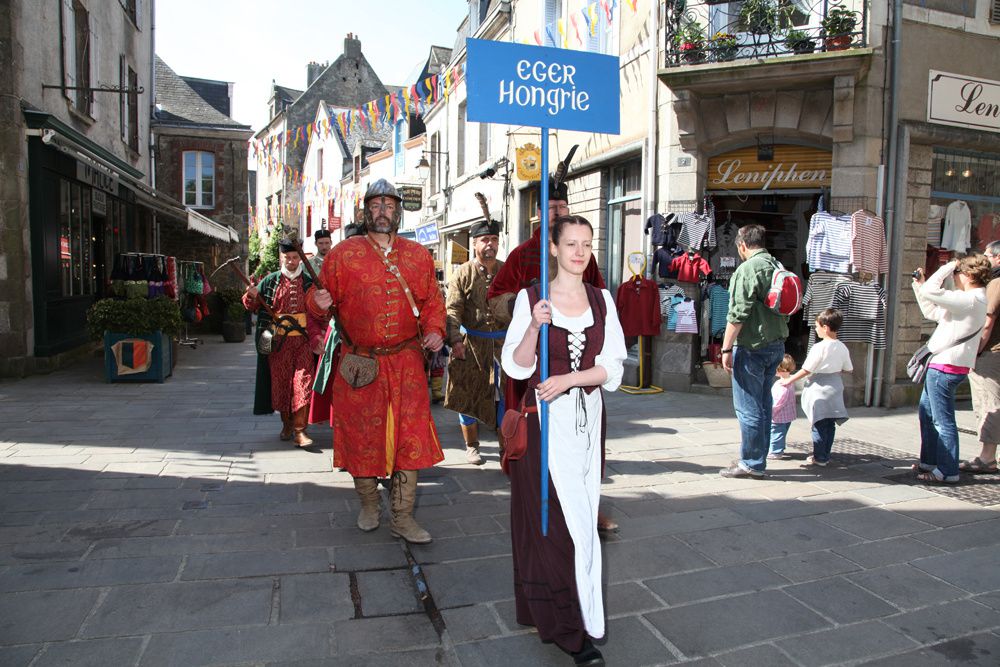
347, 337, 422, 357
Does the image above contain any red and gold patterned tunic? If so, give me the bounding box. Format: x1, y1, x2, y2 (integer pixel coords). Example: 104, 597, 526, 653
243, 272, 321, 414
306, 235, 446, 477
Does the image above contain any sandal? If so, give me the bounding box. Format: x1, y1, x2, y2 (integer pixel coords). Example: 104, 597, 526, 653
911, 462, 935, 474
958, 457, 998, 474
915, 471, 960, 485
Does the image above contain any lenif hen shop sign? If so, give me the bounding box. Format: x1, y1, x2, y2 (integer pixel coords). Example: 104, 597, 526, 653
465, 38, 619, 134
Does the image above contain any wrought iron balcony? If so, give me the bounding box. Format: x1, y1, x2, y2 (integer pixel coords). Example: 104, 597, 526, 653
663, 0, 868, 68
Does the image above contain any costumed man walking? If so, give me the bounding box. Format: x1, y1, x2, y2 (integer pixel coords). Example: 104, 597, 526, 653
487, 175, 618, 533
309, 228, 333, 275
244, 239, 322, 447
445, 203, 505, 465
308, 179, 446, 544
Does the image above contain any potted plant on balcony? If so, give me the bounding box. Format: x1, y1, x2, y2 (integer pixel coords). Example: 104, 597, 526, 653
87, 297, 182, 383
674, 22, 706, 64
739, 0, 780, 34
822, 6, 858, 51
711, 32, 739, 61
784, 28, 815, 54
218, 288, 247, 343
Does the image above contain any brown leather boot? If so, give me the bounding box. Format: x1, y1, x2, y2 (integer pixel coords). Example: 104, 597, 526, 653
460, 423, 482, 465
292, 406, 313, 447
389, 470, 431, 544
279, 412, 293, 441
353, 477, 381, 531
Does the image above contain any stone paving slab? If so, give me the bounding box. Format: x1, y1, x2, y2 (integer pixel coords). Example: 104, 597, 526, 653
3, 339, 1000, 665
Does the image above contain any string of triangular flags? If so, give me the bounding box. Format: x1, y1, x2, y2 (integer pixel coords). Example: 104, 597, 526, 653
529, 0, 635, 49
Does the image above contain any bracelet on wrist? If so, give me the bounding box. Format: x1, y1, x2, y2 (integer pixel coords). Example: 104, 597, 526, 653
721, 348, 733, 354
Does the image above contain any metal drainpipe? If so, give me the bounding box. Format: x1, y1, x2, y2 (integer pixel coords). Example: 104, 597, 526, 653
643, 0, 660, 272
874, 0, 903, 408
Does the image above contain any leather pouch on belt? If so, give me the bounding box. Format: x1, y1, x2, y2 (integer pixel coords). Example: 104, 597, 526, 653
339, 352, 378, 389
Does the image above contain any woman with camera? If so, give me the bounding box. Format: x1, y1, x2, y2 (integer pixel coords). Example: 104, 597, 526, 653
911, 254, 991, 484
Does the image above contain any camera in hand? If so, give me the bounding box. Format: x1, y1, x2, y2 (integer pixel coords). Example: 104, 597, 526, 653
912, 269, 923, 279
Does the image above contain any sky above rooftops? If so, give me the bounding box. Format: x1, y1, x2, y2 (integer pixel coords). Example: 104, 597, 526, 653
156, 0, 468, 133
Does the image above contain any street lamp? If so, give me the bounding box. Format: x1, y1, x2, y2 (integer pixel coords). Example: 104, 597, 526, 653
417, 150, 450, 193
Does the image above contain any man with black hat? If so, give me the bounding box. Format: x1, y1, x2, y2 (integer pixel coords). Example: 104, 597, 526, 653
487, 177, 619, 533
243, 238, 322, 447
307, 178, 446, 544
445, 213, 505, 465
309, 228, 332, 275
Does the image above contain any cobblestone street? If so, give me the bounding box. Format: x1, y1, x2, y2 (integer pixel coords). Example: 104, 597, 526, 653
1, 340, 999, 666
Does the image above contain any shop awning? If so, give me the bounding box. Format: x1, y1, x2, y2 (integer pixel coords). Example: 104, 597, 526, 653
187, 209, 240, 243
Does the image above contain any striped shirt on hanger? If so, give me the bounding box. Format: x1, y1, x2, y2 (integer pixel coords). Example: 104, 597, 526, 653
677, 209, 717, 251
807, 212, 853, 273
831, 281, 887, 349
850, 211, 888, 276
803, 273, 851, 350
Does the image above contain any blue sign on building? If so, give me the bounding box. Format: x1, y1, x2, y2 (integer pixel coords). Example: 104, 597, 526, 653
465, 38, 620, 134
415, 222, 440, 245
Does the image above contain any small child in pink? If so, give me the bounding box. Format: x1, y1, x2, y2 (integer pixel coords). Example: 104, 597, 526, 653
768, 354, 797, 460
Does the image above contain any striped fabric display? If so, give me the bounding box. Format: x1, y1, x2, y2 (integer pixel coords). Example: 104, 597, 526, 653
807, 212, 853, 272
674, 299, 699, 334
831, 281, 887, 349
677, 209, 717, 251
708, 284, 730, 337
659, 284, 685, 319
667, 294, 685, 331
850, 211, 888, 275
803, 273, 851, 350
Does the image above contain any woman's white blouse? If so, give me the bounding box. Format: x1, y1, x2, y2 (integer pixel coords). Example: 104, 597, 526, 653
501, 288, 627, 392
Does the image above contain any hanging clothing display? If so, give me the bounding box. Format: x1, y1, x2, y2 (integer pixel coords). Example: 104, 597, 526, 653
850, 210, 888, 276
651, 245, 684, 280
677, 204, 717, 251
830, 281, 887, 349
710, 223, 741, 278
644, 212, 678, 247
674, 298, 699, 334
706, 283, 730, 338
615, 276, 662, 337
927, 204, 945, 247
666, 294, 685, 331
669, 252, 712, 283
802, 273, 851, 349
658, 283, 685, 319
941, 200, 972, 253
806, 207, 853, 273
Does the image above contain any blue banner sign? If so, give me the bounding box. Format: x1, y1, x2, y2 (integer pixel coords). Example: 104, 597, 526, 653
465, 38, 620, 134
415, 222, 440, 245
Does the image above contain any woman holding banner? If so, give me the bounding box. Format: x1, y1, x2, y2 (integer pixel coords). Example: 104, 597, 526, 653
501, 215, 627, 665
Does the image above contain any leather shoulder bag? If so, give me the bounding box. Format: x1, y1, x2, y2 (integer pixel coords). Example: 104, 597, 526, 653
907, 327, 982, 384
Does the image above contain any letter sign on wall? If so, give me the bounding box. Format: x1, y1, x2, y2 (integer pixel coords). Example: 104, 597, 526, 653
465, 38, 620, 134
707, 145, 832, 191
928, 70, 1000, 134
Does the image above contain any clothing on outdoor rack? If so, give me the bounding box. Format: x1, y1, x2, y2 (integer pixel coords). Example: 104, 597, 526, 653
677, 208, 717, 251
807, 211, 853, 273
674, 299, 699, 334
658, 284, 685, 319
803, 273, 852, 350
615, 276, 662, 337
830, 281, 888, 350
666, 294, 685, 331
669, 253, 712, 283
707, 284, 730, 337
644, 212, 678, 247
652, 245, 683, 279
850, 211, 888, 276
711, 224, 741, 277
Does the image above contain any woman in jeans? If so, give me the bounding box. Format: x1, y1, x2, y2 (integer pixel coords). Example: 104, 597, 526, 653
912, 254, 991, 483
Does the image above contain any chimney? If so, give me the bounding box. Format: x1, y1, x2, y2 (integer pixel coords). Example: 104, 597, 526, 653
306, 61, 325, 88
344, 33, 361, 58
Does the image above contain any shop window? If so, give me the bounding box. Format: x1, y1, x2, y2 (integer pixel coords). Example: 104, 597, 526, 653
930, 149, 1000, 253
59, 179, 95, 297
183, 151, 215, 209
606, 160, 642, 292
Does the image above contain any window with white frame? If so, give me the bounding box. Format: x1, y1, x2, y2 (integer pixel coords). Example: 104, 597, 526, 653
317, 148, 324, 181
457, 101, 467, 176
479, 122, 490, 166
183, 151, 215, 209
122, 0, 143, 28
120, 58, 139, 151
543, 0, 564, 47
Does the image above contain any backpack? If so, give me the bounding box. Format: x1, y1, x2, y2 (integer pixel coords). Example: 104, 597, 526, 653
764, 258, 803, 316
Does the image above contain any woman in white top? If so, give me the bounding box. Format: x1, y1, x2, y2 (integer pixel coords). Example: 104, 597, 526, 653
502, 215, 626, 666
912, 255, 990, 483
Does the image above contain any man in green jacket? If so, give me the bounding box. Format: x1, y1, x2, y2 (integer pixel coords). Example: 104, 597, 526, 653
719, 224, 789, 478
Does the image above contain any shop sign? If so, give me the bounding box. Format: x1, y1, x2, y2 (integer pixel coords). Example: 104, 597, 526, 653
76, 162, 118, 195
415, 222, 440, 245
329, 215, 341, 231
448, 240, 469, 265
707, 145, 832, 191
928, 70, 1000, 134
466, 38, 620, 134
398, 185, 423, 212
516, 143, 541, 180
92, 190, 107, 217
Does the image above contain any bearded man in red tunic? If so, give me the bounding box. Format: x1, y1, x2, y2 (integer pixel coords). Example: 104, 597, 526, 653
307, 179, 446, 544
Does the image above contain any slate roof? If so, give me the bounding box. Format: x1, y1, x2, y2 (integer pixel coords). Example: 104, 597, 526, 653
273, 84, 303, 104
182, 77, 230, 116
153, 56, 250, 129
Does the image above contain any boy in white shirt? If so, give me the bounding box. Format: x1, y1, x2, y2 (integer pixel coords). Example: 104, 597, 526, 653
780, 309, 853, 467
